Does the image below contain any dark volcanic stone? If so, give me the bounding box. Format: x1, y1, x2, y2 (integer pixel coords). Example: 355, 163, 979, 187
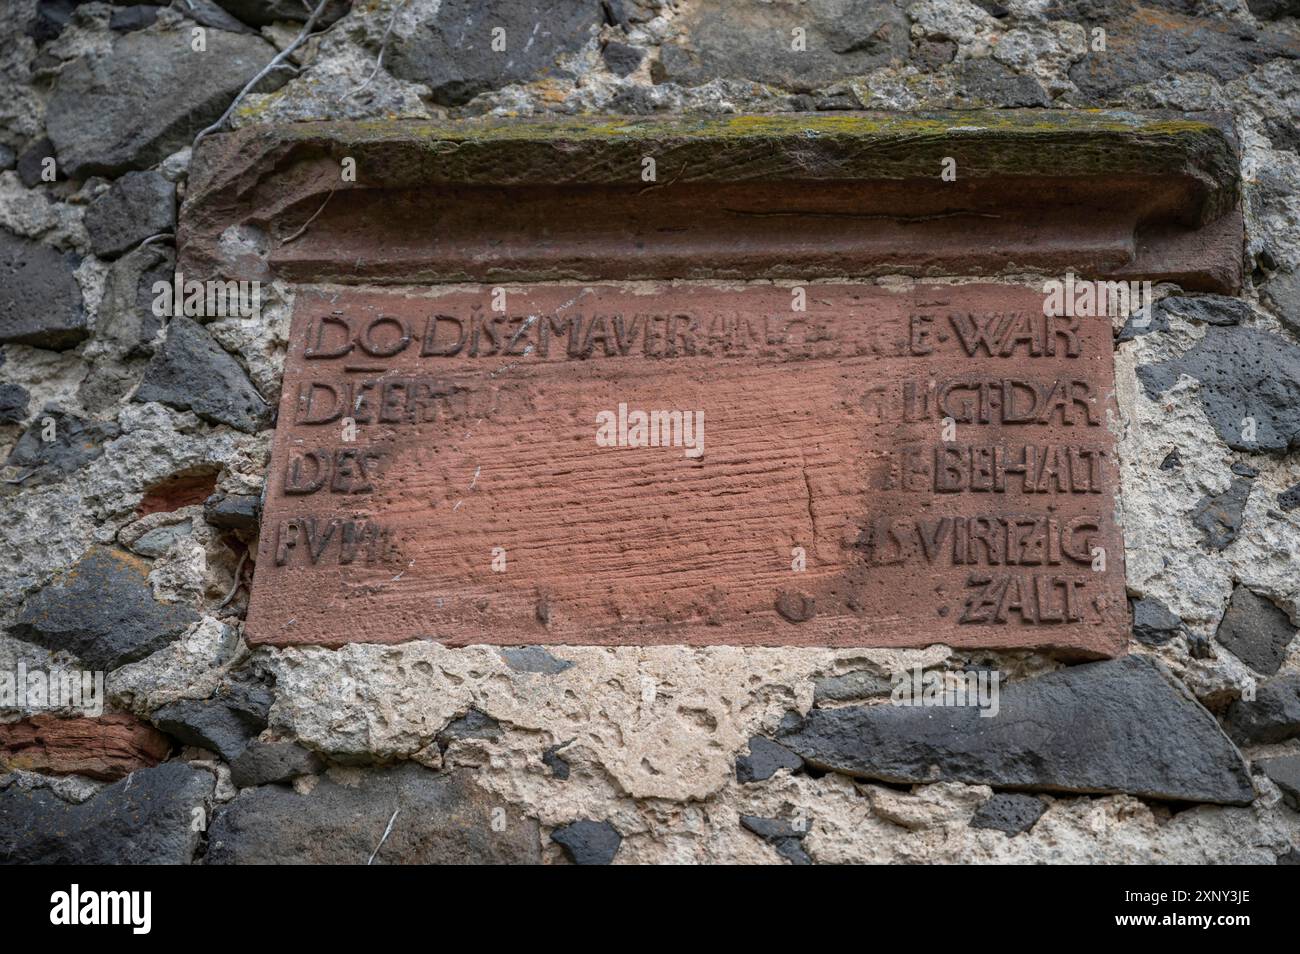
203, 492, 261, 532
542, 743, 571, 779
209, 0, 351, 25
955, 58, 1051, 107
550, 818, 622, 865
1216, 585, 1296, 675
915, 36, 957, 69
437, 709, 501, 746
11, 547, 198, 670
26, 0, 87, 44
15, 137, 58, 188
2, 408, 120, 490
1247, 0, 1300, 18
0, 762, 212, 863
84, 171, 176, 259
152, 680, 272, 761
387, 0, 604, 107
1159, 449, 1182, 470
0, 231, 85, 350
1069, 9, 1297, 103
229, 741, 323, 788
208, 764, 540, 864
134, 316, 269, 432
777, 656, 1255, 804
740, 813, 812, 864
1260, 269, 1300, 341
45, 27, 279, 178
602, 39, 644, 76
970, 793, 1047, 835
173, 0, 259, 34
1131, 596, 1183, 646
736, 735, 803, 782
656, 0, 908, 92
1279, 483, 1300, 512
1138, 326, 1300, 453
1190, 477, 1253, 551
1257, 754, 1300, 810
110, 5, 159, 31
498, 646, 573, 674
93, 244, 172, 358
813, 669, 892, 704
0, 383, 28, 424
1224, 674, 1300, 745
1158, 294, 1253, 327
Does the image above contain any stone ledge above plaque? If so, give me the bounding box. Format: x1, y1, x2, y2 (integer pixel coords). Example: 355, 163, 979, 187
176, 112, 1244, 655
179, 111, 1242, 292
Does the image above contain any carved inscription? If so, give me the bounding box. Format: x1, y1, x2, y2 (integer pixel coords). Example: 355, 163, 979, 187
246, 284, 1127, 655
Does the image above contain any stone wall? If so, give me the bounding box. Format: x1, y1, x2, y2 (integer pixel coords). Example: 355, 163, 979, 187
2, 0, 1299, 864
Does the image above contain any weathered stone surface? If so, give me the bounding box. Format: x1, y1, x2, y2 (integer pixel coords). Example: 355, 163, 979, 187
110, 4, 159, 32
1069, 8, 1298, 102
151, 679, 271, 760
0, 383, 28, 424
178, 0, 258, 34
207, 764, 541, 863
740, 813, 812, 864
658, 0, 908, 92
228, 741, 323, 788
211, 0, 350, 26
248, 283, 1128, 656
45, 26, 278, 178
203, 491, 260, 532
1245, 0, 1300, 19
1131, 596, 1183, 646
1118, 294, 1253, 341
15, 137, 57, 188
10, 546, 199, 670
0, 231, 85, 350
2, 409, 120, 491
736, 736, 803, 783
1279, 483, 1300, 513
0, 762, 212, 864
1138, 326, 1300, 453
386, 0, 603, 107
1257, 755, 1300, 809
602, 39, 644, 77
541, 743, 571, 779
777, 656, 1255, 804
970, 793, 1047, 835
437, 709, 501, 747
1190, 476, 1253, 550
181, 113, 1241, 292
1224, 674, 1300, 745
84, 171, 175, 259
1260, 269, 1300, 341
1216, 585, 1296, 675
550, 818, 622, 865
955, 58, 1050, 107
813, 669, 892, 704
498, 646, 573, 675
0, 713, 171, 781
134, 316, 269, 432
92, 244, 172, 358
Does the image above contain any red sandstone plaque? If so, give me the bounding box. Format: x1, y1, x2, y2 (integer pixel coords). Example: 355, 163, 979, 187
245, 283, 1127, 655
